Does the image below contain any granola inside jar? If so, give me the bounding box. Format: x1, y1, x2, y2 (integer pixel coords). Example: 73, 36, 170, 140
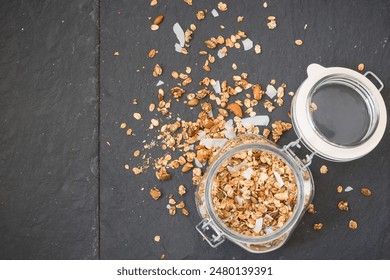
196, 134, 314, 253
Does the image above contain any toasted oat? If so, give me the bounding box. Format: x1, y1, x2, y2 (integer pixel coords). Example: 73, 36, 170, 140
149, 103, 155, 112
150, 24, 159, 31
182, 208, 189, 216
168, 205, 176, 216
114, 51, 120, 56
267, 16, 277, 29
358, 63, 365, 72
196, 10, 206, 20
153, 64, 163, 77
349, 220, 358, 230
133, 113, 142, 120
151, 118, 160, 127
124, 164, 130, 170
134, 150, 141, 157
148, 49, 157, 58
132, 167, 142, 175
295, 39, 303, 46
183, 0, 192, 5
150, 187, 162, 200
360, 187, 372, 197
232, 63, 237, 70
154, 235, 160, 242
150, 0, 158, 6
263, 2, 268, 8
254, 44, 261, 54
237, 16, 244, 22
337, 185, 343, 193
120, 122, 126, 129
313, 223, 323, 231
320, 165, 328, 174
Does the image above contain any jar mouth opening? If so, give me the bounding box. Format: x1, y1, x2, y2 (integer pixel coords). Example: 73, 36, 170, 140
204, 142, 305, 243
308, 74, 379, 148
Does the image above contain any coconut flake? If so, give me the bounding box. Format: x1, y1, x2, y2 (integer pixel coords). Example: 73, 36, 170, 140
174, 43, 182, 53
242, 38, 253, 51
273, 171, 284, 187
200, 138, 227, 149
241, 115, 270, 127
236, 196, 243, 206
197, 131, 207, 140
211, 9, 219, 17
212, 80, 221, 94
223, 119, 236, 139
173, 23, 185, 47
345, 186, 354, 192
156, 80, 164, 86
217, 49, 226, 58
194, 157, 204, 168
266, 84, 277, 98
253, 218, 263, 233
188, 144, 194, 150
264, 214, 273, 221
208, 110, 214, 118
265, 226, 274, 235
227, 159, 247, 172
242, 167, 253, 180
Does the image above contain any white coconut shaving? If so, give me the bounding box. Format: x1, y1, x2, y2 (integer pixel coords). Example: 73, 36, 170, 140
156, 80, 164, 86
173, 23, 185, 47
200, 138, 227, 149
217, 49, 226, 58
194, 157, 204, 168
211, 9, 219, 17
227, 159, 248, 172
241, 115, 270, 127
174, 43, 182, 53
188, 144, 194, 150
264, 214, 273, 221
345, 186, 354, 192
242, 167, 254, 180
212, 80, 221, 94
242, 38, 254, 51
236, 196, 243, 206
253, 218, 263, 233
197, 131, 207, 140
208, 110, 214, 118
265, 226, 274, 235
266, 84, 277, 98
223, 119, 236, 139
273, 171, 284, 187
166, 204, 171, 209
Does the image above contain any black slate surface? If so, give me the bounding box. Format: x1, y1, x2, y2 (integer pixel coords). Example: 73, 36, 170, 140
0, 0, 99, 259
100, 0, 390, 259
1, 0, 390, 260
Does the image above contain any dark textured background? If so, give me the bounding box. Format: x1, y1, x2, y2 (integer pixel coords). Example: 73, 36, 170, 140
1, 0, 389, 259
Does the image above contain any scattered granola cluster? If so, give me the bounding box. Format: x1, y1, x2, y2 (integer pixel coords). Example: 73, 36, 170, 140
211, 149, 298, 236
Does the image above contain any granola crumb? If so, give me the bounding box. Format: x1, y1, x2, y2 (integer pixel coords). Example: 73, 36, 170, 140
337, 201, 349, 211
307, 203, 315, 214
337, 185, 343, 193
320, 165, 328, 174
349, 220, 358, 230
360, 187, 372, 197
237, 16, 244, 22
150, 187, 162, 200
114, 51, 120, 56
218, 2, 228, 12
178, 185, 187, 196
313, 223, 323, 231
154, 235, 161, 242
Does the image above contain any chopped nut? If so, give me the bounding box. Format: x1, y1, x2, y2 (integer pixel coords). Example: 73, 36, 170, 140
196, 10, 206, 21
307, 203, 315, 214
320, 165, 328, 174
295, 39, 303, 46
149, 187, 162, 200
182, 162, 193, 173
237, 16, 244, 22
169, 205, 176, 216
349, 220, 358, 230
338, 201, 349, 211
150, 0, 158, 6
187, 98, 199, 106
181, 208, 189, 216
153, 64, 163, 77
358, 63, 365, 72
204, 39, 217, 49
218, 2, 228, 11
183, 0, 192, 6
114, 51, 120, 56
226, 103, 243, 118
153, 15, 164, 25
360, 187, 372, 197
253, 84, 263, 100
313, 223, 323, 231
176, 201, 185, 208
169, 198, 176, 205
178, 185, 186, 195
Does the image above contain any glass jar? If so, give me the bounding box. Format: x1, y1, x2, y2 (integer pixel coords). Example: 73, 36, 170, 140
195, 64, 387, 253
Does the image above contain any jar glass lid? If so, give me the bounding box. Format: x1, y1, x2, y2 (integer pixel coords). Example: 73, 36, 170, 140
292, 64, 387, 162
